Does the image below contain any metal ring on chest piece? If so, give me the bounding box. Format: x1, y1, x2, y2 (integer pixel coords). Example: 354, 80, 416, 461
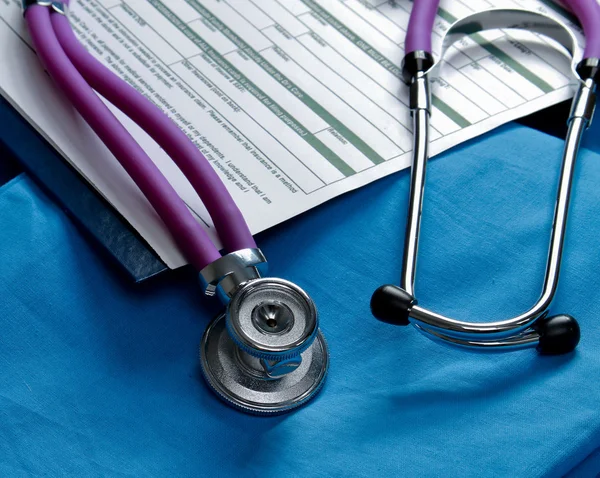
200, 278, 329, 414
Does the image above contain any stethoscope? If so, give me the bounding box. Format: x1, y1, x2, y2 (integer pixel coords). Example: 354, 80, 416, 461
22, 0, 328, 415
22, 0, 598, 416
372, 1, 599, 354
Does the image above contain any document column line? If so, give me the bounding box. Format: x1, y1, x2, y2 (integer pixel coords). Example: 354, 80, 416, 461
299, 0, 471, 128
272, 3, 415, 139
190, 0, 390, 165
104, 1, 324, 192
151, 0, 356, 176
339, 0, 405, 46
437, 7, 555, 94
239, 0, 409, 150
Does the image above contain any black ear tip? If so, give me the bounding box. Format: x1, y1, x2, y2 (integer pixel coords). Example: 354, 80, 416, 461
370, 285, 415, 326
536, 314, 580, 355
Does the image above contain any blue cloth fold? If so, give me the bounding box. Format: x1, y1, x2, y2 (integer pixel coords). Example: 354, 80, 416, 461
1, 122, 600, 477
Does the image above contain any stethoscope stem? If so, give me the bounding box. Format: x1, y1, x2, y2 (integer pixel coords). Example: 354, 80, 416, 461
402, 83, 430, 297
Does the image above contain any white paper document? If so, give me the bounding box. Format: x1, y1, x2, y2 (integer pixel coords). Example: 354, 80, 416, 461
0, 0, 584, 267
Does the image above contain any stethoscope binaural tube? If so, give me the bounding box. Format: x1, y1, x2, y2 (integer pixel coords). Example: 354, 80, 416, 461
24, 0, 328, 414
371, 2, 600, 354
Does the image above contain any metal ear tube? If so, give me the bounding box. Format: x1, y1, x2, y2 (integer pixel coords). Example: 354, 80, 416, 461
371, 8, 598, 354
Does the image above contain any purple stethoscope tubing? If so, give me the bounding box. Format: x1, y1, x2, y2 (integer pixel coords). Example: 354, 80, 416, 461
405, 0, 600, 59
51, 12, 255, 255
404, 0, 440, 54
561, 0, 600, 59
25, 4, 255, 271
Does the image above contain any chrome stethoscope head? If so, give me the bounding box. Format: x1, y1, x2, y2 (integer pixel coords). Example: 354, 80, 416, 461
372, 8, 598, 354
199, 249, 328, 414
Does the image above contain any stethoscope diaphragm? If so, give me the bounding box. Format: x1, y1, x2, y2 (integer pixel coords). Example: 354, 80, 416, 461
200, 312, 328, 415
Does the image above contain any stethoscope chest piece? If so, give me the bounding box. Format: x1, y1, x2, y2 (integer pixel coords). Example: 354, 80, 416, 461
200, 278, 329, 414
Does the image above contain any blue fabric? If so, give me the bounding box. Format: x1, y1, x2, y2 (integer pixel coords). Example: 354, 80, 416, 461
582, 117, 600, 154
568, 448, 600, 477
1, 122, 600, 477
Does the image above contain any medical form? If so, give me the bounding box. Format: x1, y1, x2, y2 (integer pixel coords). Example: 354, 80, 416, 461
0, 0, 584, 267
